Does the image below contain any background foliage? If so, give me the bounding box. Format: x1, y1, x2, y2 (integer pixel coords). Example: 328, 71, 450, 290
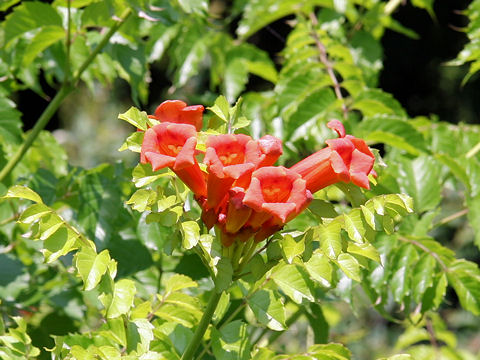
1, 0, 480, 359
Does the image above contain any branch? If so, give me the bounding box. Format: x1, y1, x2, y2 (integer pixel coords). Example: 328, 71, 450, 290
0, 9, 131, 183
309, 12, 348, 119
398, 236, 448, 272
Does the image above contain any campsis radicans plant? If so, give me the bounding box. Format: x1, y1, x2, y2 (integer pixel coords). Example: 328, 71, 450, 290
140, 100, 376, 256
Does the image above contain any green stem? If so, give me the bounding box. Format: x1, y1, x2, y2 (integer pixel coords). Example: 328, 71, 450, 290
0, 9, 131, 183
0, 85, 72, 182
181, 290, 223, 360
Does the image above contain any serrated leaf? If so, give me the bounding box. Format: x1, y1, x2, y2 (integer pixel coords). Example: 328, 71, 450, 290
343, 209, 365, 243
22, 26, 65, 66
43, 226, 78, 263
132, 163, 173, 187
394, 156, 442, 213
412, 253, 436, 303
180, 221, 200, 249
308, 343, 351, 359
126, 189, 157, 212
154, 305, 198, 328
447, 259, 480, 315
165, 274, 198, 293
281, 234, 305, 264
18, 203, 51, 224
304, 251, 333, 287
75, 248, 111, 291
3, 1, 62, 45
106, 279, 136, 318
390, 243, 418, 303
207, 95, 230, 123
318, 221, 342, 259
0, 96, 23, 144
119, 131, 144, 153
118, 107, 149, 131
347, 242, 380, 262
271, 263, 314, 303
3, 186, 43, 203
247, 289, 286, 331
336, 253, 361, 282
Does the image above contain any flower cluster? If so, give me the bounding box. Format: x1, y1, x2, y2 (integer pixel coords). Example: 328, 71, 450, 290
141, 100, 375, 247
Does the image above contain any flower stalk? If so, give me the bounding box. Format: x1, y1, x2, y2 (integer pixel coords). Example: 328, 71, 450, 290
180, 288, 223, 360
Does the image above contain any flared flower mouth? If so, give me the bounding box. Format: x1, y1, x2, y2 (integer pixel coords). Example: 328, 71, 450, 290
243, 166, 313, 225
140, 122, 207, 197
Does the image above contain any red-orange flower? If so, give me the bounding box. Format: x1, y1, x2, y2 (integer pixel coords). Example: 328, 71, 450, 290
243, 166, 313, 227
141, 123, 207, 197
290, 120, 375, 193
149, 100, 204, 131
203, 134, 258, 209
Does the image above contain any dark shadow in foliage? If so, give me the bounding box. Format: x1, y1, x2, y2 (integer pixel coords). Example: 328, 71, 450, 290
174, 252, 209, 280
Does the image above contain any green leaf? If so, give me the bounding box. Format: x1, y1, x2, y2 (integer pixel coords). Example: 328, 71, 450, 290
118, 107, 149, 131
3, 1, 62, 45
281, 234, 305, 264
165, 274, 198, 293
393, 156, 442, 213
18, 203, 51, 224
75, 248, 111, 291
176, 35, 208, 87
22, 26, 65, 66
347, 242, 380, 262
176, 0, 208, 14
106, 279, 136, 318
317, 221, 342, 259
336, 253, 361, 282
0, 96, 23, 144
180, 221, 200, 249
3, 185, 43, 203
357, 115, 426, 155
211, 320, 251, 360
111, 44, 148, 105
467, 194, 480, 249
43, 226, 78, 263
207, 95, 230, 123
343, 209, 366, 243
271, 263, 314, 304
390, 243, 418, 303
118, 131, 144, 153
447, 259, 480, 315
126, 189, 157, 212
285, 87, 336, 138
132, 163, 174, 187
215, 257, 233, 293
308, 343, 351, 359
237, 0, 330, 39
154, 305, 199, 328
412, 253, 436, 303
352, 89, 406, 117
247, 289, 286, 331
304, 251, 333, 288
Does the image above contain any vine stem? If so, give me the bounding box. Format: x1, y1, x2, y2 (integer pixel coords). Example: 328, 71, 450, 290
0, 8, 131, 183
181, 290, 223, 360
308, 12, 348, 119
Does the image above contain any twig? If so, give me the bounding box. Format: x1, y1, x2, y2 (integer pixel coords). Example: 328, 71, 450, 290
308, 12, 348, 119
434, 208, 468, 227
398, 236, 448, 272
